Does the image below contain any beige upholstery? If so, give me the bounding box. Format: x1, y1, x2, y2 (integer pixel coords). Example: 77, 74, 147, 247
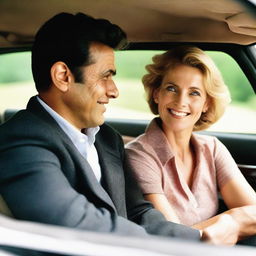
0, 0, 256, 47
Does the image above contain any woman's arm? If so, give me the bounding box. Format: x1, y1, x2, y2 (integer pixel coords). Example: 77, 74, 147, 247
220, 175, 256, 208
193, 205, 256, 245
192, 210, 240, 245
218, 175, 256, 239
144, 193, 180, 223
228, 205, 256, 240
193, 176, 256, 245
193, 138, 256, 245
214, 136, 256, 208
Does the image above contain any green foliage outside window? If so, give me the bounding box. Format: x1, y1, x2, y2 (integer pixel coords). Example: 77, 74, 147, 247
115, 50, 255, 108
0, 50, 255, 109
0, 52, 33, 83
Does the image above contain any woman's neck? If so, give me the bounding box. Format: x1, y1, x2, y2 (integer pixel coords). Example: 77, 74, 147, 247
162, 123, 192, 160
161, 122, 195, 187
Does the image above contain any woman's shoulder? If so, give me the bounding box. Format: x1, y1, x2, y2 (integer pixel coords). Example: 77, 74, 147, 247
192, 132, 222, 152
125, 132, 151, 152
193, 132, 216, 142
126, 118, 163, 151
193, 133, 230, 161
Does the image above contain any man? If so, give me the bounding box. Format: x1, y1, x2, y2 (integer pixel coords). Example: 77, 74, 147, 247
0, 12, 200, 240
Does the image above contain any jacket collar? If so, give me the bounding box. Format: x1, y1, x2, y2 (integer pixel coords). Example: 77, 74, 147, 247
95, 127, 127, 218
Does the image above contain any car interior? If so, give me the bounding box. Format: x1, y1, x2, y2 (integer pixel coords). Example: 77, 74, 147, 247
1, 0, 255, 186
0, 0, 256, 254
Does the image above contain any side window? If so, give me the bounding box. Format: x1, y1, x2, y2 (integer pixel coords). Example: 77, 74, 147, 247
207, 51, 256, 134
0, 50, 255, 134
108, 51, 162, 120
0, 52, 35, 116
108, 50, 256, 134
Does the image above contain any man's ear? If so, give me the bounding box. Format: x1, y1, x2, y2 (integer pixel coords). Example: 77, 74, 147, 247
50, 62, 73, 92
153, 89, 159, 104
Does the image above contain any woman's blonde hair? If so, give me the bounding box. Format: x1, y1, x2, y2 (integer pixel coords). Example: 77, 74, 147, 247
143, 45, 231, 131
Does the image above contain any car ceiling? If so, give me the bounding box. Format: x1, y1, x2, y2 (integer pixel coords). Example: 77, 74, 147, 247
0, 0, 256, 48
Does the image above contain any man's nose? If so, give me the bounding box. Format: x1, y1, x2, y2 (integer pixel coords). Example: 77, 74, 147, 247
107, 80, 119, 98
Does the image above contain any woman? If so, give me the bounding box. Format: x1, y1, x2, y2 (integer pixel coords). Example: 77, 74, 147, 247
126, 46, 256, 245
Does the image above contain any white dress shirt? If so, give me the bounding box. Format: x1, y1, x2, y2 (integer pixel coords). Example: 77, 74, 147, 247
37, 96, 102, 182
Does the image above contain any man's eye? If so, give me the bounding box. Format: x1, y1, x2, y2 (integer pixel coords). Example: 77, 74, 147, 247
190, 91, 200, 96
103, 75, 111, 80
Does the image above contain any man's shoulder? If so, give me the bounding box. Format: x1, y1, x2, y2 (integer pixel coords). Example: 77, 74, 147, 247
98, 122, 121, 138
0, 108, 48, 132
97, 123, 123, 148
0, 107, 61, 150
0, 109, 34, 131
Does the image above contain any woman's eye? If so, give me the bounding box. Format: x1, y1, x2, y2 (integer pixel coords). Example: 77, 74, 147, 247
166, 86, 176, 92
191, 91, 201, 96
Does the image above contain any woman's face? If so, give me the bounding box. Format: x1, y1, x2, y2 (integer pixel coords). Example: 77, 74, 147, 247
154, 64, 208, 134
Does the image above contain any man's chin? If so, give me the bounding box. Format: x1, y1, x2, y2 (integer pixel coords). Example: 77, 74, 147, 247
95, 116, 105, 127
98, 120, 105, 126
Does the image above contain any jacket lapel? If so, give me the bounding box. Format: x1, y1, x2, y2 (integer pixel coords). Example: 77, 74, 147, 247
26, 96, 117, 211
62, 139, 117, 211
95, 132, 127, 218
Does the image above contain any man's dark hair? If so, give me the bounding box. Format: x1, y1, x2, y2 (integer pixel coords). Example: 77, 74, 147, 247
32, 12, 127, 92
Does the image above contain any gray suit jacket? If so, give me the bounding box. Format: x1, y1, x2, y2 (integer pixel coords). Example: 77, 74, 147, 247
0, 96, 200, 240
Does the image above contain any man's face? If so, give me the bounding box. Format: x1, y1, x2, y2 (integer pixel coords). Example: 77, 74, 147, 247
63, 42, 118, 129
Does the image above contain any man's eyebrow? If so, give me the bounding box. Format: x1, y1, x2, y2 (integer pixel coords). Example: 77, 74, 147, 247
103, 69, 116, 76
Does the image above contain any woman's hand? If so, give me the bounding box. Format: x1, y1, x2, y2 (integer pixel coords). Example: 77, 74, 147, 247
193, 205, 256, 246
196, 213, 240, 246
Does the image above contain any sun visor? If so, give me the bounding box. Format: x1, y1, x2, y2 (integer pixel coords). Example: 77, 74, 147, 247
226, 12, 256, 36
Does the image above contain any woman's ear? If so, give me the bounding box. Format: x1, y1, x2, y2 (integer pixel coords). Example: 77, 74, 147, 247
153, 89, 159, 104
50, 62, 73, 92
203, 98, 210, 113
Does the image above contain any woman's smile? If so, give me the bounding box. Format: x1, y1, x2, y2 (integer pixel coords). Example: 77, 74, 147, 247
168, 108, 190, 118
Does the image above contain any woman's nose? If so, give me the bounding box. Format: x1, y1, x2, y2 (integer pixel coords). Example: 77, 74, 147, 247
174, 93, 187, 107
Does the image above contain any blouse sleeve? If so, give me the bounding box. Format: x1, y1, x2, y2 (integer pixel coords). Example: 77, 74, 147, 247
125, 145, 164, 195
214, 137, 244, 189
